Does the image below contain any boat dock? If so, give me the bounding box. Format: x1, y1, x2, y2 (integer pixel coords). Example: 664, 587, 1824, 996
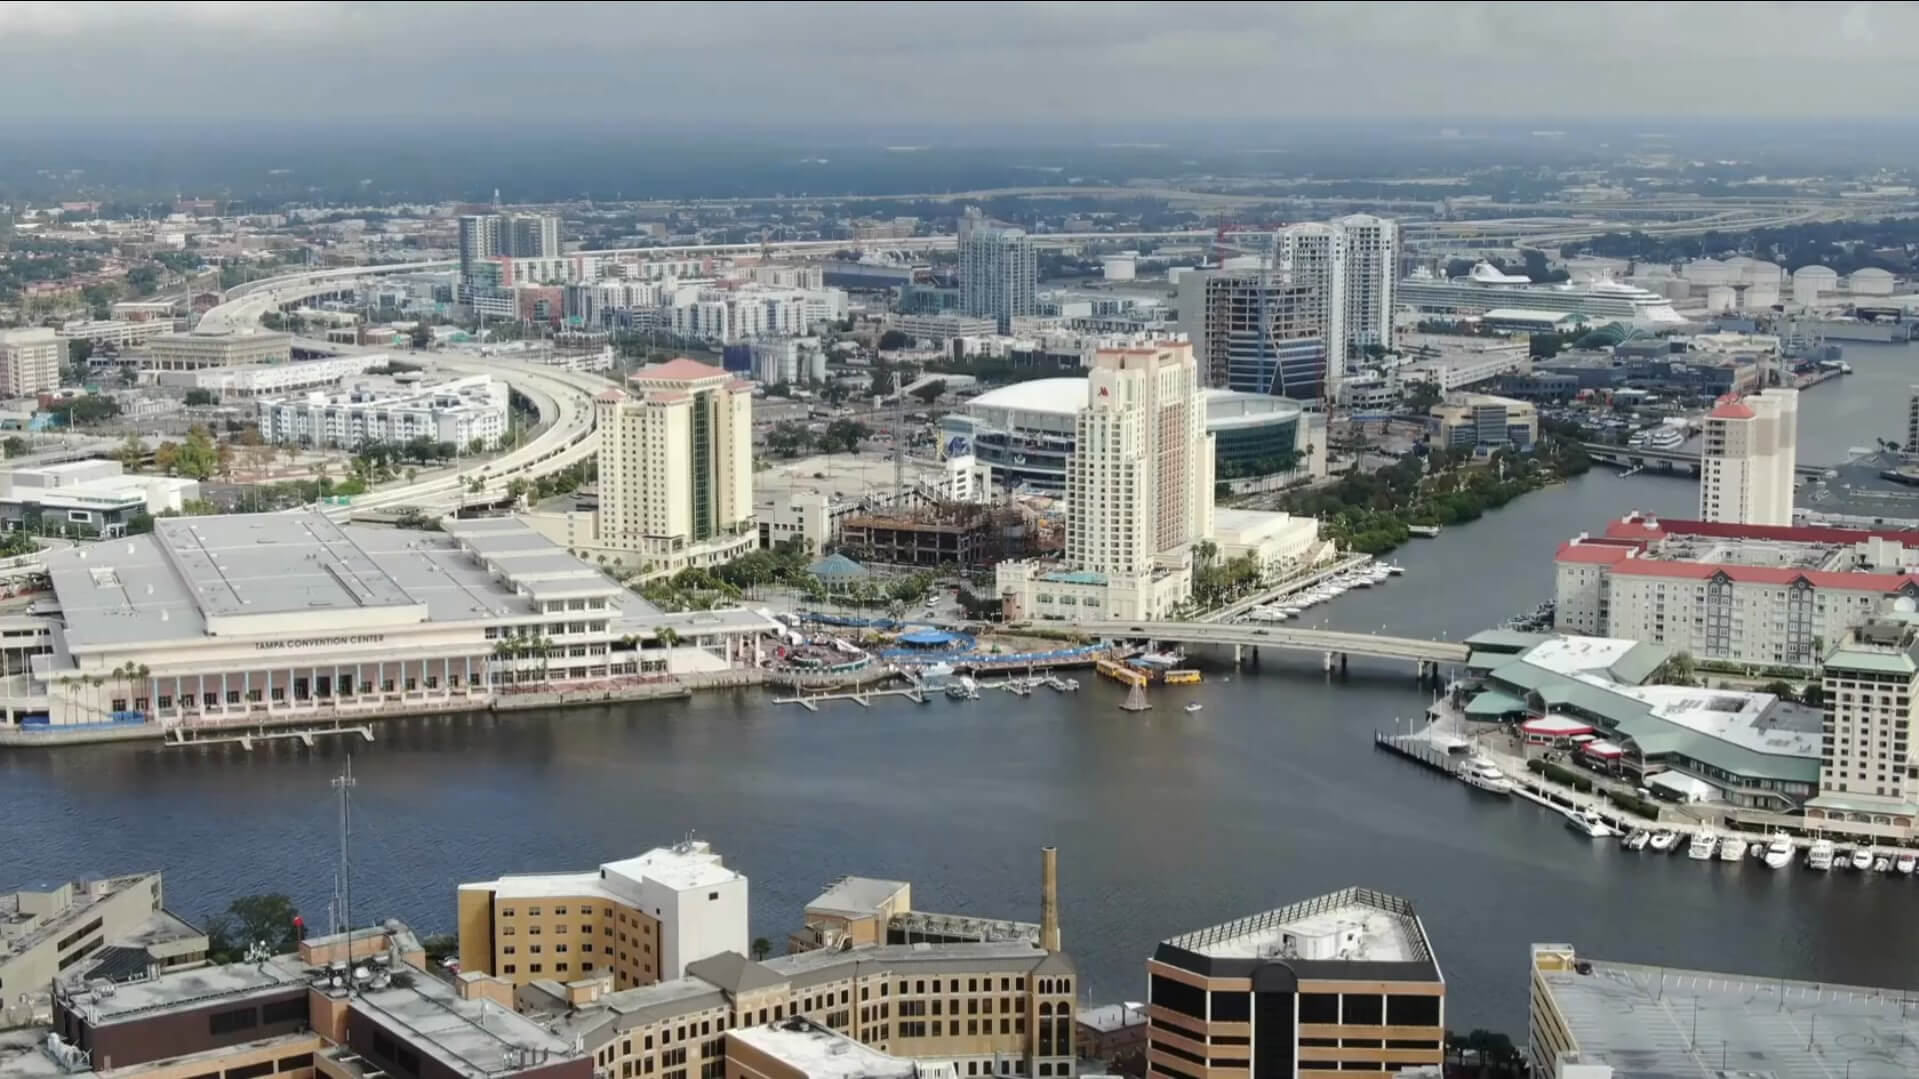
1374, 730, 1647, 833
165, 723, 376, 750
773, 684, 930, 710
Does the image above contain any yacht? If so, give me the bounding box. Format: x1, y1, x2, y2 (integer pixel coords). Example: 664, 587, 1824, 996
1717, 835, 1745, 862
1763, 833, 1795, 870
1621, 829, 1650, 851
1687, 830, 1718, 860
1851, 847, 1876, 871
1806, 838, 1836, 870
1896, 853, 1916, 875
1648, 829, 1679, 853
1386, 563, 1406, 576
1458, 758, 1514, 795
1641, 426, 1685, 450
1566, 809, 1615, 839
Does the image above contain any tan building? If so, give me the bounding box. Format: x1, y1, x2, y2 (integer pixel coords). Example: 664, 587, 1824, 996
458, 841, 749, 990
0, 872, 206, 1017
1, 326, 63, 398
592, 358, 757, 574
143, 330, 293, 370
1145, 888, 1445, 1079
1427, 392, 1538, 451
727, 1016, 946, 1079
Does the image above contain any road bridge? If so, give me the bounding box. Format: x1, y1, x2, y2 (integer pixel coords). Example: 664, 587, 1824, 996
1070, 620, 1468, 678
1581, 442, 1828, 478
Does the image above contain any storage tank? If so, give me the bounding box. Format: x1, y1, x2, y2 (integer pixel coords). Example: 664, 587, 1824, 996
1683, 258, 1728, 286
1101, 253, 1137, 282
1706, 285, 1737, 313
1792, 265, 1839, 306
1746, 260, 1784, 288
1849, 267, 1895, 296
1745, 284, 1780, 310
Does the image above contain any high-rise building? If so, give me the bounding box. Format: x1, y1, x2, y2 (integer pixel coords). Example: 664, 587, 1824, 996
0, 326, 64, 397
1177, 271, 1329, 398
996, 338, 1212, 621
1807, 616, 1919, 831
957, 207, 1036, 332
595, 357, 758, 571
1907, 384, 1919, 457
1276, 223, 1348, 396
1335, 213, 1398, 359
1147, 887, 1445, 1079
458, 213, 504, 276
1698, 387, 1798, 526
460, 212, 561, 277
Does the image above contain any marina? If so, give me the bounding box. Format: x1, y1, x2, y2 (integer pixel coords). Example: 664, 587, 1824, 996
1229, 559, 1406, 627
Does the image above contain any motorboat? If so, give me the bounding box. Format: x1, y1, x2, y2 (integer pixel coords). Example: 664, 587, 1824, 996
1897, 853, 1916, 875
1763, 834, 1794, 869
1458, 758, 1514, 795
1747, 842, 1766, 858
1687, 830, 1718, 860
1565, 809, 1615, 838
944, 683, 971, 700
1853, 847, 1878, 871
1875, 857, 1893, 873
1648, 829, 1679, 853
1385, 563, 1406, 576
1621, 829, 1650, 850
1806, 838, 1836, 870
1717, 836, 1744, 862
1183, 702, 1204, 714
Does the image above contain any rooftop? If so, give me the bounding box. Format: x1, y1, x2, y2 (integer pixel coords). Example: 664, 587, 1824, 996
353, 964, 578, 1079
966, 378, 1085, 417
631, 357, 730, 385
729, 1017, 919, 1079
1156, 888, 1437, 981
1533, 944, 1919, 1079
1, 873, 159, 964
464, 841, 741, 903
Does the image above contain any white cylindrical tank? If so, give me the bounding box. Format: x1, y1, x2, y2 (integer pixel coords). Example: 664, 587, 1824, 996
1102, 254, 1137, 282
1683, 258, 1728, 286
1793, 265, 1839, 306
1706, 285, 1736, 313
1747, 260, 1784, 288
1849, 267, 1895, 296
1746, 284, 1780, 310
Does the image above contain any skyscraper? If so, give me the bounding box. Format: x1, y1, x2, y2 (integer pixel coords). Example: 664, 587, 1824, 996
457, 214, 503, 277
1275, 223, 1347, 397
1811, 616, 1919, 825
957, 207, 1036, 332
1336, 213, 1398, 359
595, 358, 757, 572
1698, 387, 1798, 526
459, 212, 560, 275
1178, 271, 1329, 399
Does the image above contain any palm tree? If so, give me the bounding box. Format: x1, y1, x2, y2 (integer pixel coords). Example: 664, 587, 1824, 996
751, 937, 772, 961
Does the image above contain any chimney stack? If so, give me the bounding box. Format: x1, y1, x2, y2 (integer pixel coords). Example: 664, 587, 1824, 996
1040, 846, 1061, 953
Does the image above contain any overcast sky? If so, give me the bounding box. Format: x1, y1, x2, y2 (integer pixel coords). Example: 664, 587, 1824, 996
1, 1, 1912, 129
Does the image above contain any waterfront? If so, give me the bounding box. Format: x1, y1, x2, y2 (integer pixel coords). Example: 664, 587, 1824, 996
8, 349, 1919, 1037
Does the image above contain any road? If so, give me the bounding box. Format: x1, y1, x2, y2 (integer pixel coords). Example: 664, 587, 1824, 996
1068, 619, 1469, 664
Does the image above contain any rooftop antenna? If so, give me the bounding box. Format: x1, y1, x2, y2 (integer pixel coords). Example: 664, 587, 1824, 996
332, 756, 357, 992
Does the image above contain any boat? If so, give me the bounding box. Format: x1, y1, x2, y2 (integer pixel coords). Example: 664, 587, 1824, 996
1687, 830, 1717, 860
1648, 829, 1679, 852
1408, 524, 1442, 538
1897, 853, 1916, 875
1875, 857, 1893, 873
1644, 426, 1685, 450
1718, 835, 1744, 862
944, 683, 970, 700
1806, 838, 1836, 870
1565, 809, 1615, 838
1853, 848, 1877, 871
1622, 829, 1650, 850
1763, 833, 1794, 869
1458, 758, 1514, 795
1061, 678, 1079, 692
1747, 842, 1766, 858
1385, 563, 1405, 576
1183, 702, 1203, 714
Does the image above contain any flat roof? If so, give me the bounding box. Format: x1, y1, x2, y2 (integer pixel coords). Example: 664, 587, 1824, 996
354, 966, 577, 1079
1534, 946, 1919, 1079
465, 842, 741, 903
1155, 887, 1437, 982
64, 955, 304, 1024
966, 378, 1085, 417
729, 1017, 916, 1079
2, 872, 161, 964
806, 877, 910, 918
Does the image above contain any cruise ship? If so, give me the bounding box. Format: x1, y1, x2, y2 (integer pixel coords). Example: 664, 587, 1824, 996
1399, 263, 1688, 328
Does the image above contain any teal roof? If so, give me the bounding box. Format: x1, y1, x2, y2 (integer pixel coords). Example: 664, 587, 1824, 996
1463, 629, 1551, 655
1466, 650, 1505, 672
1825, 649, 1919, 675
1605, 642, 1674, 686
809, 553, 869, 581
1466, 689, 1527, 717
1040, 570, 1107, 585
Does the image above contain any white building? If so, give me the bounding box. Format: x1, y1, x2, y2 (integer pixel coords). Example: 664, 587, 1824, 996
1210, 509, 1330, 580
0, 326, 63, 398
154, 354, 387, 398
1808, 616, 1919, 834
1699, 388, 1797, 527
1397, 334, 1531, 391
1279, 222, 1348, 395
0, 459, 198, 538
887, 313, 999, 344
958, 207, 1037, 332
666, 285, 842, 344
1555, 513, 1919, 669
996, 338, 1212, 622
459, 840, 748, 982
589, 358, 757, 573
1336, 214, 1397, 360
261, 373, 507, 450
750, 337, 826, 386
57, 319, 172, 350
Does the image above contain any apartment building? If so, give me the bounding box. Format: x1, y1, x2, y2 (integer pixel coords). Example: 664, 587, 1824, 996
594, 358, 757, 573
1, 326, 63, 397
1145, 887, 1445, 1079
457, 840, 749, 988
1336, 214, 1398, 361
958, 208, 1037, 333
1699, 387, 1798, 527
260, 373, 507, 450
1806, 615, 1919, 835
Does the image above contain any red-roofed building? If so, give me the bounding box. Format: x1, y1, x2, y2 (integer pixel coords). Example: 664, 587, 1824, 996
1699, 386, 1797, 527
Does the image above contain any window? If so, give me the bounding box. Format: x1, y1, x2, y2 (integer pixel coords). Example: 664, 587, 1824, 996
1341, 994, 1382, 1025
277, 1055, 315, 1072
1385, 995, 1440, 1027
261, 998, 306, 1025
1298, 993, 1339, 1024
209, 1007, 258, 1036
225, 1064, 274, 1079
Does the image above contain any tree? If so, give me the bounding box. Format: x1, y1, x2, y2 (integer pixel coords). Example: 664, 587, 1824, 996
184, 388, 219, 407
205, 893, 302, 962
409, 322, 433, 349
1404, 380, 1444, 412
877, 329, 911, 351
419, 933, 458, 962
1759, 680, 1800, 703
751, 937, 772, 961
1, 435, 26, 458
174, 425, 220, 481
872, 364, 897, 397
1656, 650, 1697, 687
152, 441, 181, 475
909, 378, 947, 404
117, 432, 146, 470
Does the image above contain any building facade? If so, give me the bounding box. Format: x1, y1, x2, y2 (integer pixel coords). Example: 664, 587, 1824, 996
144, 330, 293, 370
1, 326, 63, 398
457, 841, 749, 988
0, 872, 206, 1001
1699, 388, 1798, 527
260, 374, 507, 450
1145, 888, 1445, 1079
958, 209, 1036, 333
1806, 616, 1919, 834
1177, 272, 1328, 399
57, 319, 172, 350
0, 459, 199, 539
1336, 214, 1397, 361
1427, 393, 1538, 450
595, 358, 758, 571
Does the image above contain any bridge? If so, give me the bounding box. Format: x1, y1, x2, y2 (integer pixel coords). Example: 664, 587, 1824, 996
1070, 620, 1469, 670
1581, 442, 1828, 478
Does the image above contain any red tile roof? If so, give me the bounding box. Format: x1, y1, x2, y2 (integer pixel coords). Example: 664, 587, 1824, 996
1605, 513, 1919, 547
632, 357, 725, 382
1607, 558, 1919, 591
595, 389, 625, 403
1556, 542, 1637, 565
1708, 394, 1755, 419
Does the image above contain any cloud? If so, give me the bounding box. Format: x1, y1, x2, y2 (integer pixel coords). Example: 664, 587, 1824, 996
2, 1, 1915, 126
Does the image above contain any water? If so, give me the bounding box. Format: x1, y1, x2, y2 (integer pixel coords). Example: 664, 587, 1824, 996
6, 377, 1919, 1036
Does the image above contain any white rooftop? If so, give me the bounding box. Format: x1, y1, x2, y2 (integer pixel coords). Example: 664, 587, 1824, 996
1194, 903, 1416, 963
728, 1018, 918, 1079
1520, 635, 1640, 677
467, 841, 741, 902
965, 378, 1086, 417
1614, 683, 1821, 759
806, 877, 909, 918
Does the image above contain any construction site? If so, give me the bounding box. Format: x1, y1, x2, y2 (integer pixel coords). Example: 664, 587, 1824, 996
836, 496, 1062, 571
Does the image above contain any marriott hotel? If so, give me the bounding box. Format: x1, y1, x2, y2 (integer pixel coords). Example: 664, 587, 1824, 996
3, 512, 775, 731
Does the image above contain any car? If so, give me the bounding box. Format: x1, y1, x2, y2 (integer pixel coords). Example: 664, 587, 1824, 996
1128, 626, 1144, 633
1254, 629, 1269, 636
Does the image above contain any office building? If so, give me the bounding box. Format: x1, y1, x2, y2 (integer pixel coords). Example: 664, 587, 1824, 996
0, 459, 200, 539
143, 330, 293, 370
56, 319, 172, 350
457, 840, 748, 987
1699, 388, 1798, 527
1806, 615, 1919, 836
1529, 942, 1919, 1079
1395, 335, 1530, 392
1, 872, 206, 1006
1177, 271, 1329, 399
995, 340, 1212, 622
1, 326, 63, 398
887, 313, 1000, 345
1335, 214, 1397, 360
1554, 513, 1919, 669
260, 373, 508, 450
6, 513, 777, 732
45, 921, 589, 1079
1427, 393, 1537, 450
594, 358, 758, 572
154, 353, 387, 398
1146, 887, 1445, 1079
957, 208, 1036, 333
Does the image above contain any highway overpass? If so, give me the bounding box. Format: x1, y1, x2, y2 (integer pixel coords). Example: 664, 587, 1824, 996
1582, 442, 1828, 478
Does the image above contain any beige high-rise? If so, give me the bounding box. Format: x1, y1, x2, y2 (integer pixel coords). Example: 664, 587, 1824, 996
0, 327, 63, 397
596, 358, 755, 567
1699, 387, 1798, 527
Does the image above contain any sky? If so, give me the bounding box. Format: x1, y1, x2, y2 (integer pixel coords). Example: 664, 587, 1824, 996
1, 1, 1914, 129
